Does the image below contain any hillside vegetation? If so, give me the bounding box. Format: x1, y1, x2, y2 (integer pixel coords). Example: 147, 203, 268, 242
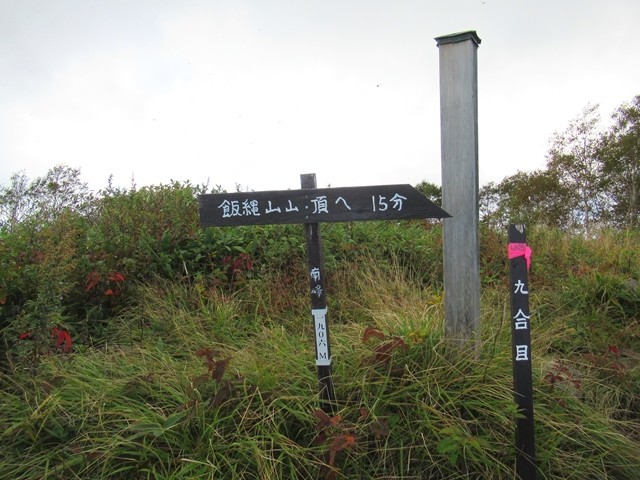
0, 174, 639, 479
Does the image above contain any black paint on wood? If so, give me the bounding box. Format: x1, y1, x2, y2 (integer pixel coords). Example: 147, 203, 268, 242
301, 173, 336, 414
197, 175, 450, 414
199, 184, 450, 227
508, 224, 537, 480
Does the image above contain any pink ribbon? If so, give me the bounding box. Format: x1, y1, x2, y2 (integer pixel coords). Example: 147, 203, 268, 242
508, 243, 532, 270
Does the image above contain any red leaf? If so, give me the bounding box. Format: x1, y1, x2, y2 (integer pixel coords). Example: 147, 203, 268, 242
104, 289, 114, 296
334, 434, 356, 451
213, 358, 230, 382
362, 326, 385, 343
389, 337, 406, 350
18, 331, 32, 340
195, 349, 232, 382
373, 337, 406, 363
108, 272, 125, 283
51, 327, 72, 353
210, 381, 232, 408
238, 253, 253, 271
195, 347, 216, 359
313, 409, 333, 429
85, 271, 100, 291
61, 331, 72, 353
328, 434, 356, 466
313, 410, 342, 429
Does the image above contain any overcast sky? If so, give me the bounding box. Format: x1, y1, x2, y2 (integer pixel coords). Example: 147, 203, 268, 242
1, 0, 639, 193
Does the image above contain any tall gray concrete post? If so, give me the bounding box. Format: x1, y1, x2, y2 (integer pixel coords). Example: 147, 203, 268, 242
435, 31, 481, 344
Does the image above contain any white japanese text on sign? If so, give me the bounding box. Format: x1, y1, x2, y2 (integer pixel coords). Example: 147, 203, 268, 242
218, 192, 409, 219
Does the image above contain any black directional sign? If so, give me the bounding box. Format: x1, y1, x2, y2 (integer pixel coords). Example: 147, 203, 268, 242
198, 184, 450, 227
198, 175, 451, 414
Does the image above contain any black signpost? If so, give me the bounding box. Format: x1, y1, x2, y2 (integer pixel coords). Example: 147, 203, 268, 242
199, 182, 449, 227
198, 174, 450, 412
301, 174, 335, 413
508, 224, 536, 479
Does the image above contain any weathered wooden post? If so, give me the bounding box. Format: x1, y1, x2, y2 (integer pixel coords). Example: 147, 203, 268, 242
300, 173, 336, 413
435, 31, 481, 343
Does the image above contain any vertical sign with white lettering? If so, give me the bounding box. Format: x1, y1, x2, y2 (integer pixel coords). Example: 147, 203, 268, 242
508, 224, 536, 479
301, 173, 336, 413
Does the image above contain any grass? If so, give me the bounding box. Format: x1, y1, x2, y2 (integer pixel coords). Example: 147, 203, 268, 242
1, 228, 640, 479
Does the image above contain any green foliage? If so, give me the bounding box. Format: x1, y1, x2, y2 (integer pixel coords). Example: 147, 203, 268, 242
1, 178, 263, 361
1, 255, 639, 479
0, 165, 94, 229
546, 103, 612, 235
415, 179, 442, 206
482, 94, 640, 232
323, 221, 444, 287
601, 95, 640, 228
0, 165, 639, 478
480, 170, 573, 230
88, 181, 203, 279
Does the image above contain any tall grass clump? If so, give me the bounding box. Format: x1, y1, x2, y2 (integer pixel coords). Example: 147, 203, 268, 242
1, 170, 639, 478
2, 251, 638, 479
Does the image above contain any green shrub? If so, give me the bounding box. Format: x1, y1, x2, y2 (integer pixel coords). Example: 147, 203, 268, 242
1, 167, 639, 478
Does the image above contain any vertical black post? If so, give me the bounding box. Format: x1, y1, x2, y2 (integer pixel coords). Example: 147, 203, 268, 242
508, 224, 536, 479
301, 173, 336, 414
